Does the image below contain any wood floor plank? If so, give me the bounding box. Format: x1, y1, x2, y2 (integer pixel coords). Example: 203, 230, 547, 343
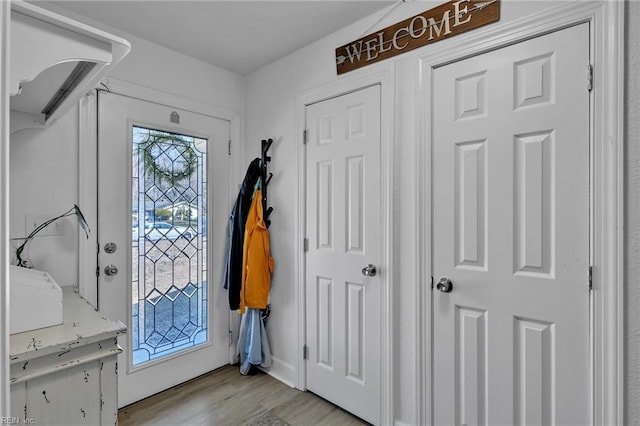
118, 365, 368, 425
271, 391, 336, 424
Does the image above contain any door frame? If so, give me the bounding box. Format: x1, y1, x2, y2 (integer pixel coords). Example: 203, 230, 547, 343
294, 65, 395, 425
418, 2, 624, 425
78, 78, 242, 363
0, 0, 10, 416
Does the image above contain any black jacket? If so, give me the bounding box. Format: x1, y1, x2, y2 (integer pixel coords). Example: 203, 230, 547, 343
223, 158, 261, 310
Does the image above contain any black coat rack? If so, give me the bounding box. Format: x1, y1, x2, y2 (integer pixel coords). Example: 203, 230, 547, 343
261, 139, 273, 228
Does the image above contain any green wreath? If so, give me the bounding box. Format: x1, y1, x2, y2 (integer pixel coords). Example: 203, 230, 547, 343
141, 135, 198, 186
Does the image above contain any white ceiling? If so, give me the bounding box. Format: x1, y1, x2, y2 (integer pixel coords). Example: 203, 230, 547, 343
45, 1, 397, 76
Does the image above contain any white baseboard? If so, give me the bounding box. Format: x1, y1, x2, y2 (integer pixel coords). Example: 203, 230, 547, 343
261, 355, 296, 388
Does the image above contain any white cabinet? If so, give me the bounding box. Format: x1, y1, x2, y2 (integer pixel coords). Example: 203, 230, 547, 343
10, 287, 125, 425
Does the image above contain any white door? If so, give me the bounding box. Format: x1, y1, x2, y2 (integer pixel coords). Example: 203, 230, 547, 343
305, 85, 381, 424
432, 24, 590, 425
98, 92, 230, 406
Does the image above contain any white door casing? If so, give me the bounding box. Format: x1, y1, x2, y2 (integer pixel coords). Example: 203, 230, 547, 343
432, 23, 590, 426
0, 0, 10, 416
304, 84, 381, 424
97, 92, 230, 407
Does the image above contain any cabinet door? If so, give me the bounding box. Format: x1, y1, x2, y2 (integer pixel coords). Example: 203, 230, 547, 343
100, 357, 119, 425
26, 361, 101, 425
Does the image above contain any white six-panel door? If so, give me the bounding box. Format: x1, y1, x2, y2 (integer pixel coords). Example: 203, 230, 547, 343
305, 85, 381, 424
432, 24, 590, 425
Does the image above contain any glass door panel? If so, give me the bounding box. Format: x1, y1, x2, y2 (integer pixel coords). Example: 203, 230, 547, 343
131, 126, 208, 366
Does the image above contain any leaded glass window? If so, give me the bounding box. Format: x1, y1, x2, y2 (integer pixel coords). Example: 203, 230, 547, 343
131, 126, 208, 366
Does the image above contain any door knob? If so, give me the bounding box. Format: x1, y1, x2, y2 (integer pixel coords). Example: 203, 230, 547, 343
104, 265, 119, 276
362, 264, 377, 277
436, 278, 453, 293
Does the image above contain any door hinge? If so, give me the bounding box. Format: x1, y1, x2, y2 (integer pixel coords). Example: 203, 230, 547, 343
431, 276, 434, 290
303, 344, 308, 360
589, 265, 593, 291
303, 130, 308, 145
228, 330, 233, 347
228, 140, 232, 156
587, 64, 593, 92
96, 266, 100, 278
303, 238, 309, 252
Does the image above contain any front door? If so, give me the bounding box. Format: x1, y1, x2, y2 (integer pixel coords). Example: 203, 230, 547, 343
305, 84, 381, 424
432, 24, 590, 425
98, 92, 230, 406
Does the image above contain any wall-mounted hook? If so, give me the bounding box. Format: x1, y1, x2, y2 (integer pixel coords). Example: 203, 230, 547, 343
262, 138, 273, 154
261, 138, 274, 228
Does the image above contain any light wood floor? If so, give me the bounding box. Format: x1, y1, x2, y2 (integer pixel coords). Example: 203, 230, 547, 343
117, 365, 369, 425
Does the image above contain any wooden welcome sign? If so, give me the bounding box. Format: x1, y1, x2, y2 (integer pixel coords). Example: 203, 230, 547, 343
336, 0, 500, 75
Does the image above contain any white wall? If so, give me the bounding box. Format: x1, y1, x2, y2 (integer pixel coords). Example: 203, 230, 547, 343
625, 1, 640, 424
9, 26, 244, 286
245, 1, 634, 424
10, 106, 80, 283
108, 34, 244, 113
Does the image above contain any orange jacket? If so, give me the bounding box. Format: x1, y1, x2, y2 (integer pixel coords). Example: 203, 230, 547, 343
239, 189, 274, 313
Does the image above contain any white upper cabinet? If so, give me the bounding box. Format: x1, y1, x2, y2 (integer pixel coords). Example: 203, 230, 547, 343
9, 1, 130, 132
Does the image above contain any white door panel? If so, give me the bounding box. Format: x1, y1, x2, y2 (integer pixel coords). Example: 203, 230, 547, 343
433, 24, 590, 426
98, 92, 229, 406
305, 85, 381, 424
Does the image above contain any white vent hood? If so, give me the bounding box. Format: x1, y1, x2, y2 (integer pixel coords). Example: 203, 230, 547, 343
10, 1, 130, 132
